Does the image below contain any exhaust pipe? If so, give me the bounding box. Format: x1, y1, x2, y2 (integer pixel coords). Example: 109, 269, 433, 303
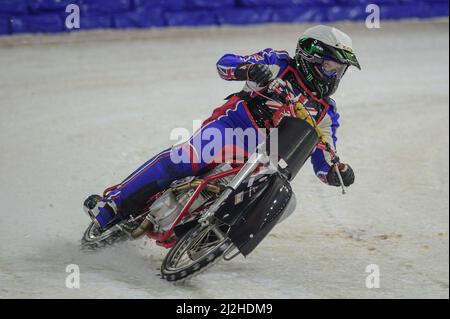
131, 217, 152, 238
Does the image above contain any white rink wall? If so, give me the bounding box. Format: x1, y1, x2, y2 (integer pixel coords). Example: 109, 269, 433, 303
0, 20, 448, 298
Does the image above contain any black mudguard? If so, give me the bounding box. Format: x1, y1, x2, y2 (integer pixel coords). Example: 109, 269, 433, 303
275, 117, 319, 180
227, 174, 293, 257
214, 175, 271, 226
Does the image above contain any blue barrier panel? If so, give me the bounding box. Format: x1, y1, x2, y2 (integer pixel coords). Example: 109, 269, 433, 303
29, 0, 78, 13
0, 0, 28, 14
429, 2, 450, 17
272, 6, 330, 23
0, 16, 9, 35
327, 5, 368, 21
165, 10, 218, 26
0, 0, 448, 35
80, 0, 132, 15
10, 14, 63, 33
217, 8, 273, 25
380, 3, 430, 19
133, 0, 188, 11
186, 0, 235, 10
341, 0, 397, 4
114, 7, 165, 28
238, 0, 338, 6
78, 14, 113, 30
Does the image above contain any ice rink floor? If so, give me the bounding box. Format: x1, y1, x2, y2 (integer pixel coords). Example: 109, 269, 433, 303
0, 20, 448, 298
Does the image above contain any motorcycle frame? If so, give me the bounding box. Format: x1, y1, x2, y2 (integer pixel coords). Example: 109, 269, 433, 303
146, 165, 243, 248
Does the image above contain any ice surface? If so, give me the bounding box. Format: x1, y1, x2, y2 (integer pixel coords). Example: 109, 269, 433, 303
0, 20, 448, 298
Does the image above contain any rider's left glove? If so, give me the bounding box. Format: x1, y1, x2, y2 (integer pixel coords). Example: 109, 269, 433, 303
327, 163, 355, 187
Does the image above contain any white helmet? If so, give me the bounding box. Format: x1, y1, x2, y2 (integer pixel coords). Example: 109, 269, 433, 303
295, 25, 361, 97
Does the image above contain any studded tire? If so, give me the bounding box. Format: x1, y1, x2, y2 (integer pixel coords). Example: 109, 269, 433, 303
81, 222, 127, 250
161, 222, 231, 283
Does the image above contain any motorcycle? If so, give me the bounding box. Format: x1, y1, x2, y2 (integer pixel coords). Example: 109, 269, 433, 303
80, 81, 345, 282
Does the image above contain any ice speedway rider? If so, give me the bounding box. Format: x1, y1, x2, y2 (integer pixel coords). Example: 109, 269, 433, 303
84, 25, 361, 230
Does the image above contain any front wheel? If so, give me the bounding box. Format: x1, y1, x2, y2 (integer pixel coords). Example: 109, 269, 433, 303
161, 221, 231, 282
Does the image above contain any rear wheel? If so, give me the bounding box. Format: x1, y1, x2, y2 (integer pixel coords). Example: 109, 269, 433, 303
81, 222, 127, 250
161, 221, 231, 282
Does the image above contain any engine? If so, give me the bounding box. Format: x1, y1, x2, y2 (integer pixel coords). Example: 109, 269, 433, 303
147, 188, 201, 231
148, 164, 234, 232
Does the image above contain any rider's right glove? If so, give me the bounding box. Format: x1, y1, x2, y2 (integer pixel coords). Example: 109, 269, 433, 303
327, 163, 355, 187
235, 63, 273, 86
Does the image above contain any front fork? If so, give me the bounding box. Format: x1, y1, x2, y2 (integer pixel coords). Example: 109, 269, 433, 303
199, 144, 271, 226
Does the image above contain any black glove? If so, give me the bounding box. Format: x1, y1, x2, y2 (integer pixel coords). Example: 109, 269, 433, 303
235, 63, 273, 86
327, 163, 355, 187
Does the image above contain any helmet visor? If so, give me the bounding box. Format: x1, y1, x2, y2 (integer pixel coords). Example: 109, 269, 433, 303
316, 58, 348, 80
